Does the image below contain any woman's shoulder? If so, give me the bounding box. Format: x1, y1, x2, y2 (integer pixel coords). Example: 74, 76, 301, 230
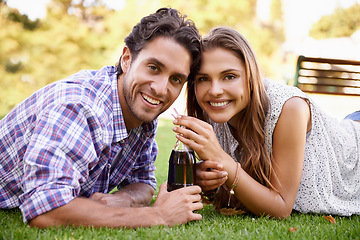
263, 79, 308, 100
263, 79, 310, 117
262, 79, 312, 153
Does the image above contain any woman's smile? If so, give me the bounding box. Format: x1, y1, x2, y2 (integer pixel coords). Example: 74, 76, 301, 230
195, 47, 249, 124
209, 100, 231, 108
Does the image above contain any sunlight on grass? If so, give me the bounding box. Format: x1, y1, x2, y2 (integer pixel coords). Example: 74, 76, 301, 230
1, 118, 359, 239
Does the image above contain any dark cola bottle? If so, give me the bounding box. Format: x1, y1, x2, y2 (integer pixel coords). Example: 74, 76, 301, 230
167, 139, 196, 191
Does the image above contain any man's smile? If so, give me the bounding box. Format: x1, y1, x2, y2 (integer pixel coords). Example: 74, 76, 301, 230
141, 93, 161, 105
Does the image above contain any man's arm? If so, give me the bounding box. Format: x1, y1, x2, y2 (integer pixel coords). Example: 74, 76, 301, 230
89, 183, 154, 208
28, 182, 203, 229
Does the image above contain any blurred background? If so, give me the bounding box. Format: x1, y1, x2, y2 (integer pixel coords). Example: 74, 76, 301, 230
1, 0, 360, 120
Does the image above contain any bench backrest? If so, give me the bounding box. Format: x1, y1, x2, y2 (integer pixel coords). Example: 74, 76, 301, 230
294, 55, 360, 96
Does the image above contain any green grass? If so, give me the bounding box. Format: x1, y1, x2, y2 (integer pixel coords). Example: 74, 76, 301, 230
1, 118, 360, 239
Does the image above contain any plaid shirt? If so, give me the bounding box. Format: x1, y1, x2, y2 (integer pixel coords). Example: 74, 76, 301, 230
0, 66, 158, 222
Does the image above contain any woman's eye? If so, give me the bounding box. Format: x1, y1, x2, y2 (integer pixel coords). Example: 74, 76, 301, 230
196, 77, 208, 82
224, 75, 236, 80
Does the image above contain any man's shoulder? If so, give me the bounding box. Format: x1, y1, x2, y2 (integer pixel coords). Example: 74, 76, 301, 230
64, 66, 116, 86
25, 66, 116, 125
53, 66, 116, 100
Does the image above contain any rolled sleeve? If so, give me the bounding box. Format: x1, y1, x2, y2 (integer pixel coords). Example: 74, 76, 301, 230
19, 185, 76, 222
19, 103, 101, 222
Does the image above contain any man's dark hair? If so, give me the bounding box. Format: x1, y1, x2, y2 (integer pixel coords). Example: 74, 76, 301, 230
116, 7, 201, 80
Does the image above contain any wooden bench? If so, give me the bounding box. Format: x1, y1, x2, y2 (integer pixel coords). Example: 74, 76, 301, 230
294, 55, 360, 96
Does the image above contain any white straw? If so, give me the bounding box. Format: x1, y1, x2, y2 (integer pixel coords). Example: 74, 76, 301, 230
173, 108, 180, 117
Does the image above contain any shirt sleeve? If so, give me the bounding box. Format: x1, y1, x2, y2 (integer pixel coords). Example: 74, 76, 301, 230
118, 134, 158, 190
19, 102, 102, 223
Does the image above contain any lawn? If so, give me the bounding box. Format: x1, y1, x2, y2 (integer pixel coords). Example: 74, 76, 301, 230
1, 118, 359, 239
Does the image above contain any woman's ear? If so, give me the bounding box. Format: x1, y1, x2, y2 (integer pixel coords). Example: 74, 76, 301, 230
120, 46, 132, 73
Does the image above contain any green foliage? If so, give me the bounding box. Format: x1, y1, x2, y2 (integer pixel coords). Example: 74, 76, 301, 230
161, 0, 284, 75
310, 3, 360, 39
6, 10, 40, 30
1, 119, 360, 239
0, 0, 285, 117
0, 0, 120, 115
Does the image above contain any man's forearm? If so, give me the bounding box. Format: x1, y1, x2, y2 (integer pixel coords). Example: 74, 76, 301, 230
113, 182, 155, 207
29, 183, 203, 229
28, 197, 162, 229
89, 183, 154, 208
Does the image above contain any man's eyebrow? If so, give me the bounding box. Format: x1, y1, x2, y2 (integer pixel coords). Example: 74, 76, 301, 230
173, 72, 188, 81
148, 57, 188, 80
196, 72, 207, 76
148, 58, 165, 68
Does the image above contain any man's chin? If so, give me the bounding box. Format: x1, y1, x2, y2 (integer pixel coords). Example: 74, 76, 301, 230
131, 102, 167, 123
137, 111, 162, 123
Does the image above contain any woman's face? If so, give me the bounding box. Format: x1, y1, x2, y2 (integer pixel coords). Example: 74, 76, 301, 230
194, 47, 250, 126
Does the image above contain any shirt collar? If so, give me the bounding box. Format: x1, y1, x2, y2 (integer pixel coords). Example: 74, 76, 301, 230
109, 66, 157, 142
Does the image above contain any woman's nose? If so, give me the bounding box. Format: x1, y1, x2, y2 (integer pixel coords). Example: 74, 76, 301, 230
208, 81, 224, 96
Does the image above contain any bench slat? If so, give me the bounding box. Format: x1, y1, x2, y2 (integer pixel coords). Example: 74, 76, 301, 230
294, 55, 360, 96
296, 84, 360, 95
299, 68, 360, 76
298, 77, 360, 85
298, 56, 360, 65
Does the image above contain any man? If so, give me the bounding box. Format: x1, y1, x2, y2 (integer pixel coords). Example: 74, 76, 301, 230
0, 8, 203, 228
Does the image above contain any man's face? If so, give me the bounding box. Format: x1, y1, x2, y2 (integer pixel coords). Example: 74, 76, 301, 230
118, 36, 192, 129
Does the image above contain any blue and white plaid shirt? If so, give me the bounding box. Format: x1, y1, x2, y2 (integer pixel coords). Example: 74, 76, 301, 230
0, 66, 158, 222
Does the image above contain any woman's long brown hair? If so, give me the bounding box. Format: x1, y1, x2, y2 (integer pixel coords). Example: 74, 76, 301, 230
187, 27, 274, 209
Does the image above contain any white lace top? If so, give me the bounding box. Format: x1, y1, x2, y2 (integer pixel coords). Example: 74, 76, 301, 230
211, 78, 360, 216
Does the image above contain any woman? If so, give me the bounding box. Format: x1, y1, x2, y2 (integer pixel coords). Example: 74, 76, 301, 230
172, 26, 360, 218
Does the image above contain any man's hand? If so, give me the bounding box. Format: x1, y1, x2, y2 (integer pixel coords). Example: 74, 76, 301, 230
153, 182, 203, 226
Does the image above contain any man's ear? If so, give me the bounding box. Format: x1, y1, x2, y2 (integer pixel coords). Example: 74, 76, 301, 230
120, 46, 132, 73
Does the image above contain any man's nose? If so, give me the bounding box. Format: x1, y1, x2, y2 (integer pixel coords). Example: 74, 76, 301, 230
150, 76, 168, 96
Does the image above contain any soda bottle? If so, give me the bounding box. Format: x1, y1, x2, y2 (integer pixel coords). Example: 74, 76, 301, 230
167, 139, 196, 191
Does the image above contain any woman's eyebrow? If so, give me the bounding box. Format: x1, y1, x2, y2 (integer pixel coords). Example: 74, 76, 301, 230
220, 69, 239, 74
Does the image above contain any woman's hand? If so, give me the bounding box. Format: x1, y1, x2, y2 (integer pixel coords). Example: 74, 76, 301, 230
172, 115, 229, 165
172, 115, 231, 190
196, 160, 228, 191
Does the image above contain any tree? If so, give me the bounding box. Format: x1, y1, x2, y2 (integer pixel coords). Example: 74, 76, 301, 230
158, 0, 285, 78
309, 3, 360, 39
0, 0, 118, 116
0, 0, 286, 117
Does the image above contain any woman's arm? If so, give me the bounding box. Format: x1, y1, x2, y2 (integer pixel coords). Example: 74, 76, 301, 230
29, 182, 203, 229
173, 97, 311, 218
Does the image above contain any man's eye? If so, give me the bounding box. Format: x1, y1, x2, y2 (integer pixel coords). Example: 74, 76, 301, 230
171, 76, 182, 84
149, 65, 158, 71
